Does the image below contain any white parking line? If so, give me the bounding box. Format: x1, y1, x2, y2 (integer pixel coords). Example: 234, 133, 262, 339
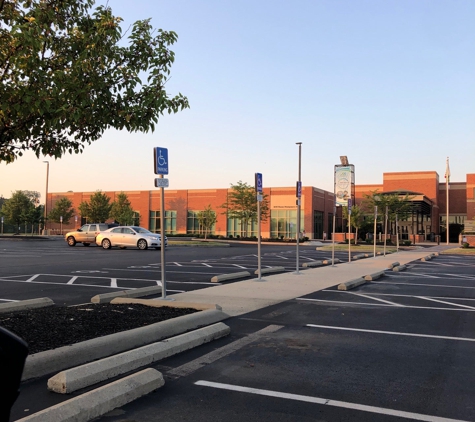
373, 281, 475, 290
67, 276, 78, 285
306, 324, 475, 343
232, 264, 248, 269
346, 292, 404, 306
195, 381, 469, 422
26, 274, 40, 282
111, 278, 117, 288
415, 296, 475, 310
324, 290, 475, 302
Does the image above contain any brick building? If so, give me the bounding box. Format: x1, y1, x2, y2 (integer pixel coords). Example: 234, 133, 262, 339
47, 171, 474, 241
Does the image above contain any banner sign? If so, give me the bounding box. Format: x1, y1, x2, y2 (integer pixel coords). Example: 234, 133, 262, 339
335, 166, 352, 206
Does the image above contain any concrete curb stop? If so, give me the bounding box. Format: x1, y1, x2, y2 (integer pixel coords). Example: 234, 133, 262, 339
421, 255, 432, 261
0, 297, 54, 314
364, 271, 385, 281
302, 260, 323, 268
110, 297, 221, 311
22, 308, 229, 381
211, 271, 251, 283
17, 369, 164, 422
254, 266, 285, 275
338, 278, 366, 291
387, 262, 400, 269
353, 254, 366, 260
393, 264, 407, 272
47, 322, 230, 394
91, 286, 162, 304
323, 258, 341, 265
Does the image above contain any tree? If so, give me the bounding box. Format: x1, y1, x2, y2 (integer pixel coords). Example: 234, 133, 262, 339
78, 191, 111, 223
48, 197, 75, 224
342, 204, 365, 244
221, 181, 269, 237
0, 0, 189, 163
110, 192, 134, 225
197, 205, 217, 239
0, 190, 40, 232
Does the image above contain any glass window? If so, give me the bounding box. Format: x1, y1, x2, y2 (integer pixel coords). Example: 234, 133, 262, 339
270, 210, 303, 239
149, 211, 176, 234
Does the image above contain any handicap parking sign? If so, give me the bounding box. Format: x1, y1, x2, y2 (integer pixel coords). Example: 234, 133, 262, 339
154, 147, 168, 175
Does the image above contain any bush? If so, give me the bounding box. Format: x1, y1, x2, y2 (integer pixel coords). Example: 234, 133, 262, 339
402, 240, 412, 246
462, 242, 470, 249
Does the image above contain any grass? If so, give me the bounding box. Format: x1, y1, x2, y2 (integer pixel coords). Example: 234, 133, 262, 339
441, 247, 475, 255
317, 244, 398, 253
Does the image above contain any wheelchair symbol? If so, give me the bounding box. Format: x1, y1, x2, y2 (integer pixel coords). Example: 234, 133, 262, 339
157, 149, 167, 166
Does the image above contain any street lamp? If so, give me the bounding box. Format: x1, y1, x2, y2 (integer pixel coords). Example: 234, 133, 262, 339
295, 142, 302, 275
43, 161, 49, 234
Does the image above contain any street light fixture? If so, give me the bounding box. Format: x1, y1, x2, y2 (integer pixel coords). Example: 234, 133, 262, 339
43, 161, 49, 234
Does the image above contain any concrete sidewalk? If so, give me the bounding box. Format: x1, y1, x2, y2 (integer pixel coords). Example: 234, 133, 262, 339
168, 245, 453, 316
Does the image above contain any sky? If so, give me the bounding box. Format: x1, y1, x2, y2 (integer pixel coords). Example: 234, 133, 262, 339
1, 0, 474, 201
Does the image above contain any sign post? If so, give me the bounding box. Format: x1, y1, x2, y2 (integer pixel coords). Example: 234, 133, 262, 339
348, 198, 352, 263
373, 206, 378, 257
1, 217, 3, 235
255, 173, 263, 281
60, 215, 63, 236
154, 147, 169, 300
384, 206, 388, 256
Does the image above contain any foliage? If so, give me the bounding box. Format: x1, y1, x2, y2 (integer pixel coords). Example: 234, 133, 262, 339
48, 197, 75, 224
220, 181, 269, 237
0, 0, 189, 163
197, 204, 217, 240
462, 242, 470, 249
78, 191, 111, 223
342, 204, 364, 245
361, 191, 414, 222
110, 192, 135, 225
0, 190, 41, 232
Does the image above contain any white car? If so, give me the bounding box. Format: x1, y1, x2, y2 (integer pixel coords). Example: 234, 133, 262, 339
95, 226, 168, 250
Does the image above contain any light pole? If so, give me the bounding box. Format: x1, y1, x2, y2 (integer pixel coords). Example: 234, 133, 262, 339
43, 161, 49, 235
295, 142, 302, 275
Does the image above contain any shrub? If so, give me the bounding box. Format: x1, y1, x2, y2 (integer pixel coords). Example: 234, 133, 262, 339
402, 240, 412, 246
462, 242, 470, 249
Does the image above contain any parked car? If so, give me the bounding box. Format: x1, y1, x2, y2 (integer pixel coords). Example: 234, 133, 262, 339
64, 223, 110, 246
95, 226, 168, 250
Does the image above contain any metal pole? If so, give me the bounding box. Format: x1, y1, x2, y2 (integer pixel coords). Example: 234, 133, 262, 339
160, 175, 167, 299
373, 206, 377, 257
446, 170, 449, 245
396, 213, 399, 252
332, 206, 336, 267
384, 206, 388, 257
257, 199, 262, 280
348, 215, 351, 263
295, 142, 302, 275
43, 161, 49, 234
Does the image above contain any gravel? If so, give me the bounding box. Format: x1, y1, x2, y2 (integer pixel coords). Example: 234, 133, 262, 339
0, 303, 199, 354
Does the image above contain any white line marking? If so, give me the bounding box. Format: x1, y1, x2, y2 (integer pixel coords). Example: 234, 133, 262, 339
0, 298, 17, 303
306, 324, 475, 342
399, 272, 441, 279
232, 264, 248, 269
275, 255, 289, 260
297, 297, 475, 312
67, 276, 78, 285
168, 325, 283, 378
0, 278, 132, 289
26, 274, 40, 282
201, 263, 212, 267
194, 381, 469, 422
372, 281, 475, 290
415, 296, 475, 310
323, 290, 475, 302
347, 292, 404, 307
420, 262, 453, 267
111, 278, 117, 288
173, 262, 183, 266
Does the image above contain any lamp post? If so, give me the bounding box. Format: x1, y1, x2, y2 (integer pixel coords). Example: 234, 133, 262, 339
43, 161, 49, 235
295, 142, 302, 275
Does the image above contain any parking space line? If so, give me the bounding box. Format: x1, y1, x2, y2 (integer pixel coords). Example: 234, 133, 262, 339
232, 264, 248, 269
373, 281, 475, 290
297, 297, 475, 312
324, 290, 475, 302
195, 381, 468, 422
346, 292, 404, 306
415, 296, 475, 310
111, 278, 117, 288
26, 274, 40, 282
306, 324, 475, 342
67, 276, 78, 285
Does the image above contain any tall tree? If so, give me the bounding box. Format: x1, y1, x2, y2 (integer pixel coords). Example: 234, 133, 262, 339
78, 191, 111, 223
110, 192, 134, 225
48, 197, 75, 224
0, 0, 189, 163
197, 205, 217, 239
0, 190, 39, 232
221, 181, 269, 237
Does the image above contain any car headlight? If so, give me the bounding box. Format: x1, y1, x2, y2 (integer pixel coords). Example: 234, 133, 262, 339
149, 236, 159, 241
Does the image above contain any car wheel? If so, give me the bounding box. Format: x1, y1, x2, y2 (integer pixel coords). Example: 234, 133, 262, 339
67, 236, 76, 247
102, 239, 112, 250
83, 243, 90, 247
137, 239, 148, 250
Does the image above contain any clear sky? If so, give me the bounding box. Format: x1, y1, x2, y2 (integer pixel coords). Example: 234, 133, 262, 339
1, 0, 474, 201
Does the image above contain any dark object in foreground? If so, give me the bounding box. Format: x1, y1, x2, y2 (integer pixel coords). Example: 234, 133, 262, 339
0, 303, 199, 355
0, 327, 28, 422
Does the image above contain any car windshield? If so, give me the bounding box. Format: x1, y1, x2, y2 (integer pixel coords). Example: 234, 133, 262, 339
131, 227, 152, 234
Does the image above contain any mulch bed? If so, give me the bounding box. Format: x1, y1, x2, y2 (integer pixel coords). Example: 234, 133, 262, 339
0, 303, 199, 354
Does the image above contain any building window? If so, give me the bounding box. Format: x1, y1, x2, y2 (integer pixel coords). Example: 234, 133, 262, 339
314, 210, 323, 239
149, 210, 176, 234
132, 211, 140, 226
227, 217, 257, 238
270, 210, 303, 239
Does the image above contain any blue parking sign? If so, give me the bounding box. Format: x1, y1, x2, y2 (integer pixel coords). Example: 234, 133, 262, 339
255, 173, 263, 193
154, 147, 168, 175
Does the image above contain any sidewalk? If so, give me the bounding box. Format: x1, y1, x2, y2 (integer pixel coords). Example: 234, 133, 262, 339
169, 244, 453, 317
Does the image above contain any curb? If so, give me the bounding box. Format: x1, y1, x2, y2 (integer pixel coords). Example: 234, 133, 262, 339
110, 297, 221, 311
338, 278, 366, 291
253, 267, 285, 275
211, 271, 251, 283
91, 286, 162, 304
47, 323, 230, 394
302, 260, 323, 268
22, 308, 229, 381
17, 369, 164, 422
364, 271, 385, 281
323, 258, 341, 265
0, 297, 54, 314
393, 264, 407, 272
387, 261, 400, 269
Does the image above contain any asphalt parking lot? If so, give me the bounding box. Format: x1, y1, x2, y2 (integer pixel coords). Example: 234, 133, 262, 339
7, 243, 475, 421
0, 238, 356, 305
